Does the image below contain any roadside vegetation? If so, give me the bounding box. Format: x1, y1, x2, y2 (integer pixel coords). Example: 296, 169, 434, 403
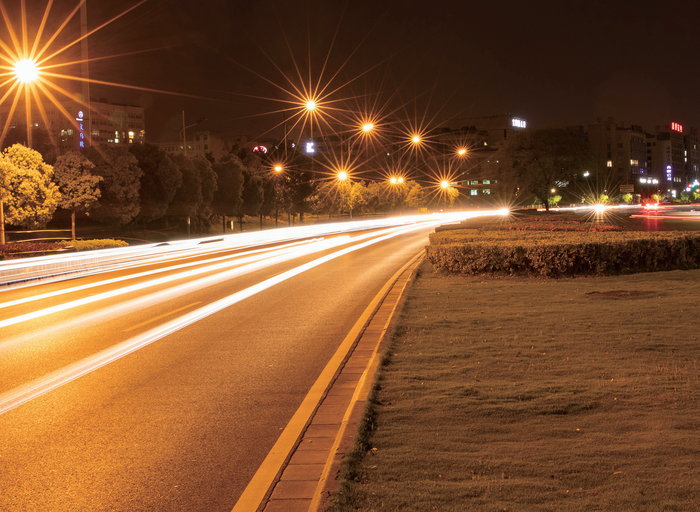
427, 215, 700, 277
329, 261, 700, 511
0, 239, 127, 259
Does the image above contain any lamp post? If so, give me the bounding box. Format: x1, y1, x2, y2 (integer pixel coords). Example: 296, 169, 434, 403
338, 171, 353, 218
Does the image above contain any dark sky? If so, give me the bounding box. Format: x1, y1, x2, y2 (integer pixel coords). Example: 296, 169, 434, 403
46, 0, 700, 140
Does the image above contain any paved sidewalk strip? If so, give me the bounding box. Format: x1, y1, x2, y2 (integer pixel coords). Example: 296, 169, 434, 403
261, 255, 422, 512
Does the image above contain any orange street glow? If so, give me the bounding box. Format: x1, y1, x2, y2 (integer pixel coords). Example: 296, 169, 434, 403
338, 171, 348, 181
441, 180, 449, 189
14, 59, 39, 83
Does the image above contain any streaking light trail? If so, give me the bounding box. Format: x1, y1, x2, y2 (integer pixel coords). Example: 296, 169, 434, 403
0, 215, 477, 415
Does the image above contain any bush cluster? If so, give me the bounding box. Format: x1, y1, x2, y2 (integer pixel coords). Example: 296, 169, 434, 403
426, 229, 700, 277
1, 239, 128, 260
59, 239, 129, 251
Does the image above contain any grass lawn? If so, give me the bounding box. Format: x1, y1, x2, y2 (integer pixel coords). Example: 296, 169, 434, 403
330, 262, 700, 511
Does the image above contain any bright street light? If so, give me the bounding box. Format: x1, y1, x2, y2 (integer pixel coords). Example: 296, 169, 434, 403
398, 177, 404, 184
390, 177, 397, 184
274, 165, 283, 172
306, 100, 316, 111
362, 123, 373, 132
338, 171, 348, 181
14, 58, 39, 83
411, 135, 421, 144
457, 148, 467, 156
441, 180, 449, 189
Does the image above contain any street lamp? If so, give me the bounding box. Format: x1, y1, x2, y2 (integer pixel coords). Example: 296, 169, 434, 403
457, 148, 467, 156
14, 59, 39, 83
274, 165, 283, 173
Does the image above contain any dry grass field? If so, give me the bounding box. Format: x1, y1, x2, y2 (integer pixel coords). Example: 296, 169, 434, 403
330, 262, 700, 511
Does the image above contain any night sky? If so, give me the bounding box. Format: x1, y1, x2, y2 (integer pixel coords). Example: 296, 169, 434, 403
26, 0, 700, 141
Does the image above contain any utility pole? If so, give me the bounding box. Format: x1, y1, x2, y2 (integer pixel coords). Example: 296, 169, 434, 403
80, 1, 91, 149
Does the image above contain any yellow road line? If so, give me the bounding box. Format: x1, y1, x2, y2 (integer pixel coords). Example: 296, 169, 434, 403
122, 302, 202, 332
231, 250, 424, 512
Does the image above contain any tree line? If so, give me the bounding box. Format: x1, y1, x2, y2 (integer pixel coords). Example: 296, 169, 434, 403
0, 143, 432, 241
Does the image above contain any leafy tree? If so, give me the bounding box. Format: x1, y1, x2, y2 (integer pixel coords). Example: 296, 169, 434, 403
444, 186, 460, 207
211, 155, 244, 232
405, 181, 428, 208
1, 144, 60, 229
53, 152, 102, 240
191, 156, 218, 233
234, 167, 263, 231
258, 173, 277, 229
485, 127, 594, 211
167, 154, 202, 220
129, 144, 182, 223
85, 145, 143, 225
622, 193, 634, 204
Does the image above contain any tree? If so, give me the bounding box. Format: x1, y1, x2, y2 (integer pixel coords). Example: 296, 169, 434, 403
485, 127, 594, 211
191, 156, 218, 233
211, 155, 244, 232
1, 144, 60, 230
234, 166, 263, 231
53, 152, 102, 240
85, 145, 143, 225
405, 181, 428, 208
129, 144, 182, 224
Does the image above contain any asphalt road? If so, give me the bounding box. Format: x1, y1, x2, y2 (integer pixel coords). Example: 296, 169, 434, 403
0, 222, 439, 511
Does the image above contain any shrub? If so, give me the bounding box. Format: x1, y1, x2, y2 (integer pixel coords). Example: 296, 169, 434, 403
59, 239, 129, 251
426, 230, 700, 277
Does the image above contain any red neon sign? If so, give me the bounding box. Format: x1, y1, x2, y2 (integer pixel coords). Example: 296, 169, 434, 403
671, 122, 683, 133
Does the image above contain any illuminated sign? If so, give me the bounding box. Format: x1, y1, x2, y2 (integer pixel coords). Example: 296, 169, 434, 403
306, 142, 315, 154
671, 122, 683, 133
512, 118, 526, 128
76, 110, 85, 149
252, 145, 268, 154
666, 164, 673, 182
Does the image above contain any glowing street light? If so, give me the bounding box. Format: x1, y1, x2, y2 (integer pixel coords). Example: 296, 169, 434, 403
412, 135, 421, 144
274, 165, 283, 173
441, 180, 449, 189
398, 177, 404, 184
14, 59, 39, 83
390, 177, 397, 184
306, 100, 317, 111
457, 148, 467, 156
362, 123, 374, 132
338, 171, 348, 181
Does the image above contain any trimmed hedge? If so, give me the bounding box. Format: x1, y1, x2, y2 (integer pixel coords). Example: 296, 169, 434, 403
426, 230, 700, 277
59, 239, 129, 251
1, 239, 128, 259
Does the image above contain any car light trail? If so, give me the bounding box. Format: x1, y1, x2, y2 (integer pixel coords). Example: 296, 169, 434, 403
0, 212, 505, 286
0, 237, 342, 331
0, 238, 321, 311
0, 215, 480, 415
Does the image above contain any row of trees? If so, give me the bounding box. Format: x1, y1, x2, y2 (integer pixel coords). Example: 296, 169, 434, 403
0, 143, 435, 241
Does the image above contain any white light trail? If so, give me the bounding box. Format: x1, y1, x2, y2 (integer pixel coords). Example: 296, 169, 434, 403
0, 217, 464, 415
0, 239, 320, 311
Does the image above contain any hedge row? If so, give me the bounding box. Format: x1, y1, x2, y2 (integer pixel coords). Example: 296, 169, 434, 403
1, 239, 128, 259
426, 230, 700, 277
59, 239, 129, 251
435, 215, 624, 235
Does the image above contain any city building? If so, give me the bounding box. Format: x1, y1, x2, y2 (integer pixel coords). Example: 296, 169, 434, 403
646, 123, 686, 198
587, 119, 647, 195
0, 99, 145, 156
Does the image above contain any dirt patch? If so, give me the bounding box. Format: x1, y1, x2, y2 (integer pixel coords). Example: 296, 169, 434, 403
587, 290, 654, 298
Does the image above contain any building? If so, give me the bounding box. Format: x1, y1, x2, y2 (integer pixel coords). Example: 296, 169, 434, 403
587, 119, 647, 195
0, 99, 145, 156
646, 123, 686, 198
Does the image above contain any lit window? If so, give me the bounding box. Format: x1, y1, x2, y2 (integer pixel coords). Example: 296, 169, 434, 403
607, 160, 612, 167
470, 190, 478, 196
482, 179, 490, 185
482, 189, 491, 195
